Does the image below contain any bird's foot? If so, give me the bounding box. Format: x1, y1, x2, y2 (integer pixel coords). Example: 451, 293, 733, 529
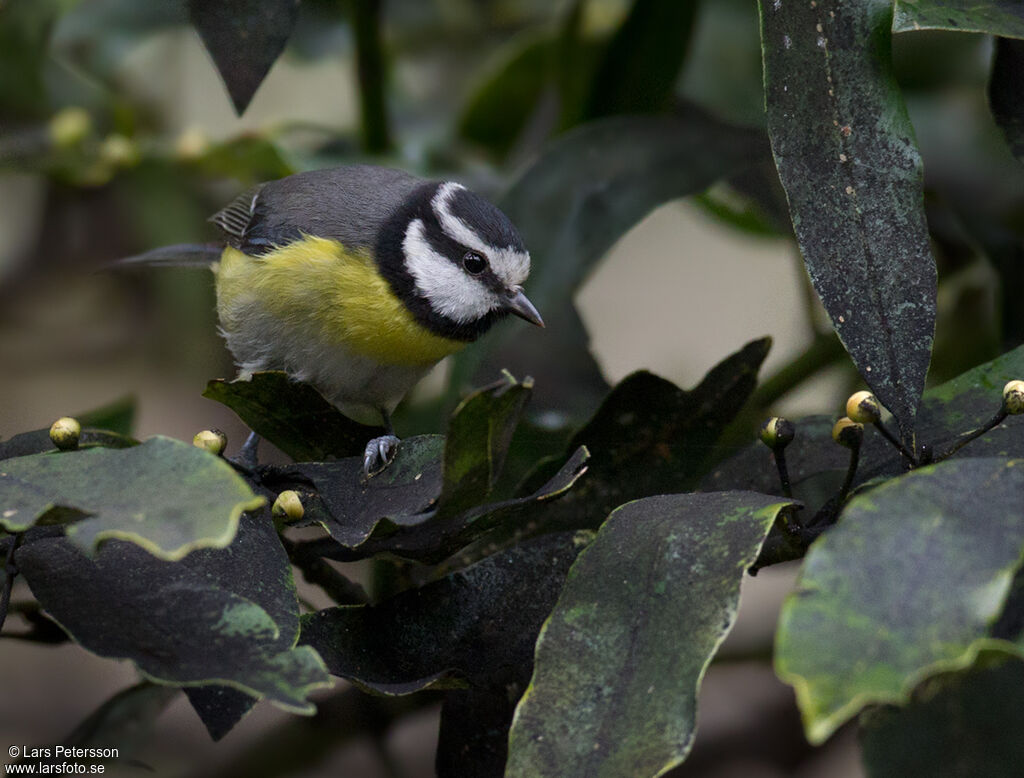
363, 435, 400, 477
228, 431, 261, 475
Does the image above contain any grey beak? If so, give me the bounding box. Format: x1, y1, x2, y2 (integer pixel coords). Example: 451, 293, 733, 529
505, 288, 544, 327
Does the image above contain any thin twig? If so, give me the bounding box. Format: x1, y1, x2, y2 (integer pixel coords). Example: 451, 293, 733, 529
937, 408, 1008, 461
352, 0, 392, 153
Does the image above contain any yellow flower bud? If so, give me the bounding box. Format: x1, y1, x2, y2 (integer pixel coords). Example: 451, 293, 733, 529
49, 107, 92, 149
175, 126, 210, 160
759, 416, 795, 449
845, 390, 881, 424
193, 429, 228, 456
832, 417, 864, 449
272, 490, 304, 521
1004, 380, 1024, 415
49, 417, 82, 451
99, 134, 140, 168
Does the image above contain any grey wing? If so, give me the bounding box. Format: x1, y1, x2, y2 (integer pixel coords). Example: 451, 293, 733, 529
209, 185, 264, 248
245, 166, 426, 252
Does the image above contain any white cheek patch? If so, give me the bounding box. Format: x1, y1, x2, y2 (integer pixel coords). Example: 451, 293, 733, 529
432, 182, 531, 287
403, 219, 497, 323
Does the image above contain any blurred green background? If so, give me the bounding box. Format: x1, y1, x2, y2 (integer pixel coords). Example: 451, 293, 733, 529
1, 0, 1021, 775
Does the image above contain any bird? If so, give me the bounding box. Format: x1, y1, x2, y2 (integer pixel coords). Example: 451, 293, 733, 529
118, 164, 544, 474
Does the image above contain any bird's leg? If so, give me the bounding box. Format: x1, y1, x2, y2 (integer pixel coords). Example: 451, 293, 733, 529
362, 410, 400, 477
232, 431, 262, 473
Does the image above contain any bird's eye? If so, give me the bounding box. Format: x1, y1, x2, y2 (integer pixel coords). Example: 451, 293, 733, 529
462, 251, 487, 275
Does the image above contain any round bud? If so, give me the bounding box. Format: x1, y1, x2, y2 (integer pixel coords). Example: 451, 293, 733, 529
832, 417, 864, 449
99, 134, 140, 168
193, 429, 227, 456
1004, 380, 1024, 415
759, 416, 795, 449
846, 390, 881, 424
49, 417, 82, 451
48, 107, 92, 149
175, 126, 210, 160
272, 490, 304, 521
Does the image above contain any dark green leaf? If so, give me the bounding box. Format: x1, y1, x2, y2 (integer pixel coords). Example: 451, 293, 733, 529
0, 436, 263, 559
585, 0, 697, 117
19, 511, 330, 713
188, 0, 301, 114
266, 435, 445, 549
204, 372, 384, 462
300, 532, 587, 695
759, 0, 937, 443
860, 655, 1024, 778
525, 338, 771, 530
436, 688, 516, 778
506, 492, 794, 777
990, 38, 1024, 161
0, 428, 136, 462
893, 0, 1024, 37
62, 683, 179, 757
775, 457, 1024, 744
439, 373, 532, 517
0, 0, 60, 118
184, 686, 258, 742
452, 108, 769, 415
193, 134, 295, 184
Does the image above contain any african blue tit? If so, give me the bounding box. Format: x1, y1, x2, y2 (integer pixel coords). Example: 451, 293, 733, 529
121, 165, 543, 473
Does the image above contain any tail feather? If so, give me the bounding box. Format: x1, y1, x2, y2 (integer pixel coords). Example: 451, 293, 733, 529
108, 243, 223, 270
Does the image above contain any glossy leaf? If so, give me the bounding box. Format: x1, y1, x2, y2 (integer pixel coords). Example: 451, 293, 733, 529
188, 0, 301, 114
0, 428, 136, 462
760, 0, 937, 443
452, 109, 769, 414
859, 656, 1024, 778
506, 492, 794, 777
18, 512, 330, 713
893, 1, 1024, 37
204, 372, 383, 462
439, 373, 532, 517
75, 396, 136, 437
775, 457, 1024, 744
990, 38, 1024, 162
299, 532, 586, 695
524, 338, 771, 530
585, 0, 697, 117
0, 436, 263, 560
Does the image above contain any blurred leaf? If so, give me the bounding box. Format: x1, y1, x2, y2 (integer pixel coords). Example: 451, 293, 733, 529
990, 38, 1024, 161
760, 0, 937, 444
0, 436, 263, 560
62, 682, 179, 757
439, 373, 532, 517
52, 0, 186, 82
506, 492, 794, 777
585, 0, 697, 118
188, 0, 302, 114
775, 457, 1024, 744
193, 135, 295, 184
0, 0, 61, 118
19, 511, 330, 713
204, 372, 384, 462
299, 531, 586, 695
893, 0, 1024, 37
76, 396, 136, 437
454, 108, 769, 415
859, 655, 1024, 778
523, 338, 771, 530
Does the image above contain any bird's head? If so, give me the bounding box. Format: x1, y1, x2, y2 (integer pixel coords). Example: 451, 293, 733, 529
378, 181, 543, 341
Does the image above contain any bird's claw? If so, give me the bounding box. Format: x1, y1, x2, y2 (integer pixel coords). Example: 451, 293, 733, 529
363, 435, 400, 477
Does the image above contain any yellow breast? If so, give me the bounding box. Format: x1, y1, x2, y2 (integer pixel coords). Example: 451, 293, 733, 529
215, 238, 467, 366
